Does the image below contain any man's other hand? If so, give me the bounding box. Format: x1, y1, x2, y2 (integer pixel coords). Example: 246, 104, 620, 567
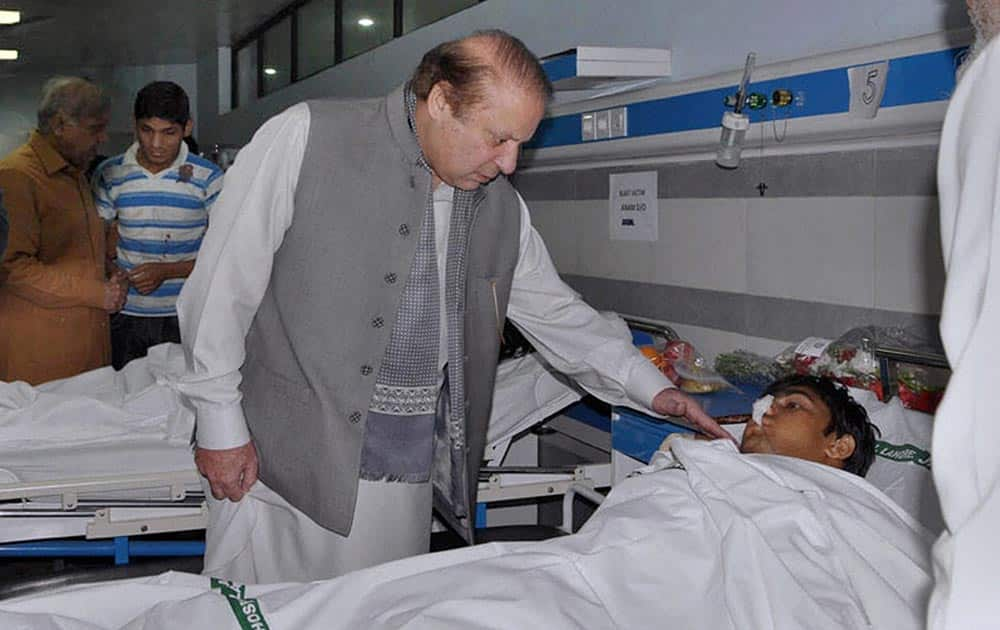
127, 262, 169, 295
195, 441, 259, 502
651, 388, 736, 443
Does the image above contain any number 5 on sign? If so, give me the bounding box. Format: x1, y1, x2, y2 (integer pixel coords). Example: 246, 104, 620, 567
847, 61, 889, 119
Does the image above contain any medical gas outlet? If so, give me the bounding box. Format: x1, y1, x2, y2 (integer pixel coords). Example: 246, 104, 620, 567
723, 89, 796, 110
581, 106, 628, 141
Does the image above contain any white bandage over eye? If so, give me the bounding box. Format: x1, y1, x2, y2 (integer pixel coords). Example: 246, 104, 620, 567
751, 394, 774, 425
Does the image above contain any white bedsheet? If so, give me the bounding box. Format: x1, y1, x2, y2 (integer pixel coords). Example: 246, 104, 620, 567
0, 345, 582, 544
0, 344, 200, 543
0, 439, 933, 630
0, 343, 193, 453
484, 352, 582, 464
0, 344, 576, 475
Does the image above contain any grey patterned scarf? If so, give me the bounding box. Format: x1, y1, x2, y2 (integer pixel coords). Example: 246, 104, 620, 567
360, 87, 476, 489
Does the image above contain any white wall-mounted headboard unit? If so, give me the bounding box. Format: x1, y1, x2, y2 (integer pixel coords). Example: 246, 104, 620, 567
542, 46, 672, 91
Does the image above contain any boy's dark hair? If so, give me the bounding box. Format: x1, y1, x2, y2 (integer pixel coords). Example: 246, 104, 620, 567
134, 81, 190, 125
764, 374, 881, 477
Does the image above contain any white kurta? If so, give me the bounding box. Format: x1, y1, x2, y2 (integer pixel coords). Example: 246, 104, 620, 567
931, 35, 1000, 630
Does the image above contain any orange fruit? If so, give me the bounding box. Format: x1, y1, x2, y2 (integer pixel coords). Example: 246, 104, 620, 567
639, 346, 664, 367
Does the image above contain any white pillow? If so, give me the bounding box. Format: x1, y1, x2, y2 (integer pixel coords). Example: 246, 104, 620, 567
849, 388, 943, 534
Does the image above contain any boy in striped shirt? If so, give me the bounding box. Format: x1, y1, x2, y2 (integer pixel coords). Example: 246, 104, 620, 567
94, 81, 223, 369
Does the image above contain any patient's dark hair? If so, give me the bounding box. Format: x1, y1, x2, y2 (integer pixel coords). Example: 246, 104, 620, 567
764, 374, 881, 477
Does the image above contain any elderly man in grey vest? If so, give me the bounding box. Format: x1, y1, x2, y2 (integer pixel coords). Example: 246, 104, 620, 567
177, 29, 731, 584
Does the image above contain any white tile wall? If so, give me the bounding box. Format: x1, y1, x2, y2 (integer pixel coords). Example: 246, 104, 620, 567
573, 199, 657, 283
874, 196, 945, 314
527, 200, 580, 275
743, 334, 798, 358
532, 193, 940, 360
747, 197, 876, 308
654, 198, 748, 293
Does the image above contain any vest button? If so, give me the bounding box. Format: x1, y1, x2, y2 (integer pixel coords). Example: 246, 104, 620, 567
360, 364, 372, 376
348, 411, 362, 424
384, 272, 397, 284
371, 316, 384, 328
398, 223, 410, 237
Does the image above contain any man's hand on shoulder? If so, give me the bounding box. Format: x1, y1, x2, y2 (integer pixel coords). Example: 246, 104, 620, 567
195, 441, 259, 502
651, 388, 736, 443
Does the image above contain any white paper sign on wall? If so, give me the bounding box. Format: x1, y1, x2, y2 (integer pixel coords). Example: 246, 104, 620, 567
847, 61, 889, 119
610, 171, 658, 241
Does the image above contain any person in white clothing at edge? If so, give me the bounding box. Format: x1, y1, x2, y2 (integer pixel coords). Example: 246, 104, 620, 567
176, 29, 731, 584
930, 1, 1000, 628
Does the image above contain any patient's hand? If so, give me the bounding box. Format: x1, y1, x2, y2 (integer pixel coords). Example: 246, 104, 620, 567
652, 388, 736, 444
196, 441, 259, 502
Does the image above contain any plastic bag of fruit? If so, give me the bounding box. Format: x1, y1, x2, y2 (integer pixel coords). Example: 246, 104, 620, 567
896, 364, 948, 413
776, 326, 945, 402
640, 339, 734, 393
776, 332, 883, 397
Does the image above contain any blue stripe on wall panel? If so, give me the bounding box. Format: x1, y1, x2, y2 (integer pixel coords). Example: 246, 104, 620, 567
882, 48, 966, 107
528, 46, 966, 150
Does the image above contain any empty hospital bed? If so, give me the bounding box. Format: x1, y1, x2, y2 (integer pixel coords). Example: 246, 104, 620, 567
0, 315, 652, 577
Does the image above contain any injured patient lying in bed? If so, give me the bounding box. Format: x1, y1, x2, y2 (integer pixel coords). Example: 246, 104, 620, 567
0, 376, 933, 630
708, 373, 881, 478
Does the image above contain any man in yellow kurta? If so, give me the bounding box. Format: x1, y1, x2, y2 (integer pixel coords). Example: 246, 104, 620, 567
0, 77, 127, 385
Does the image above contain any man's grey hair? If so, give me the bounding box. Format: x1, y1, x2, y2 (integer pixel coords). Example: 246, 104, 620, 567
37, 77, 109, 134
409, 29, 552, 119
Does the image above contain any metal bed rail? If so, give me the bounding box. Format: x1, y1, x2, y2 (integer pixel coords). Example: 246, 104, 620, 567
0, 470, 201, 510
621, 314, 679, 343
0, 470, 207, 563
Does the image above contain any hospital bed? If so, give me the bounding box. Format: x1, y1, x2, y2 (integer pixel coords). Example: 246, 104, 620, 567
0, 319, 943, 596
0, 435, 935, 629
0, 344, 205, 567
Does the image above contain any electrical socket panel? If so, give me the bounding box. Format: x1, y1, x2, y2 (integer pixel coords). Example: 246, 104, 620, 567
580, 106, 628, 142
581, 112, 596, 141
595, 110, 610, 139
609, 107, 627, 137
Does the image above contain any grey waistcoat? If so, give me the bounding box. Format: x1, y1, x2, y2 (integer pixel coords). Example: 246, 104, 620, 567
241, 85, 521, 541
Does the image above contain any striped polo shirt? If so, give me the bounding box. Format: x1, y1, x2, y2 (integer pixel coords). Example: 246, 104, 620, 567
94, 142, 223, 317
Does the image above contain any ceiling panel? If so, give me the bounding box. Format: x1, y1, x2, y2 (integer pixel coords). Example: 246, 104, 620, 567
0, 0, 290, 69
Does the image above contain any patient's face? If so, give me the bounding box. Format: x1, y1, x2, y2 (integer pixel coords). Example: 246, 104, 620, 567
740, 386, 847, 468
